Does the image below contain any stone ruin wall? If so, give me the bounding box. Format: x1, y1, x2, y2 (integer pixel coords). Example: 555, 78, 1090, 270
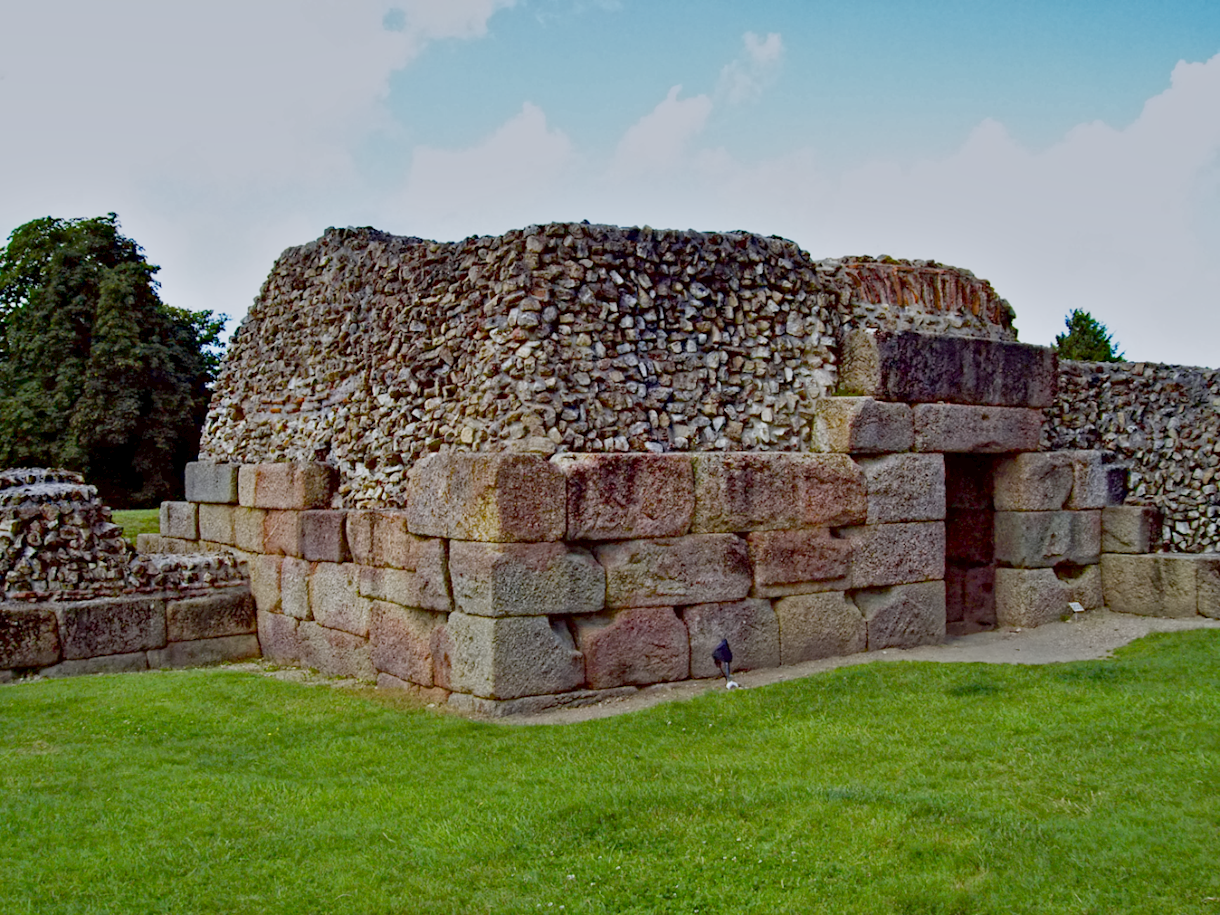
200, 223, 1016, 509
1044, 361, 1220, 553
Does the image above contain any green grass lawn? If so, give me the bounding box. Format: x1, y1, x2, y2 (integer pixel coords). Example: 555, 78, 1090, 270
110, 508, 160, 545
3, 631, 1219, 914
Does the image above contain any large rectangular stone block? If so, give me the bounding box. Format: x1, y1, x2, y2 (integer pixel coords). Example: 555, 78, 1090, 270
994, 511, 1101, 568
813, 397, 913, 454
407, 453, 566, 542
248, 554, 282, 614
573, 607, 689, 689
353, 537, 450, 612
684, 599, 780, 678
1102, 553, 1197, 618
233, 507, 267, 553
1066, 452, 1110, 510
279, 557, 312, 620
855, 580, 946, 650
185, 462, 239, 504
747, 529, 852, 597
839, 329, 1057, 407
55, 597, 166, 660
450, 541, 604, 617
690, 453, 866, 533
555, 453, 694, 540
257, 610, 304, 664
1198, 556, 1220, 620
262, 510, 303, 557
309, 562, 372, 637
166, 586, 256, 642
148, 634, 260, 669
993, 453, 1076, 511
859, 453, 945, 524
842, 522, 945, 588
0, 604, 60, 669
596, 534, 751, 608
994, 566, 1102, 628
445, 612, 584, 700
300, 510, 350, 563
369, 601, 442, 686
40, 652, 149, 678
297, 621, 375, 680
913, 404, 1042, 454
197, 504, 236, 546
774, 592, 866, 664
1101, 505, 1163, 554
159, 501, 198, 540
238, 463, 336, 510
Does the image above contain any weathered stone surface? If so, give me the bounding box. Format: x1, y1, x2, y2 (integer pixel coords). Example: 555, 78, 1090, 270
855, 581, 946, 650
774, 592, 866, 664
233, 507, 267, 553
369, 601, 441, 686
55, 597, 166, 659
839, 329, 1057, 407
447, 686, 638, 718
993, 511, 1101, 568
197, 504, 236, 545
993, 453, 1076, 511
148, 634, 261, 668
596, 534, 751, 608
1198, 555, 1220, 620
257, 610, 303, 663
308, 562, 372, 637
1101, 553, 1198, 618
185, 462, 239, 504
445, 612, 584, 699
1065, 452, 1110, 510
813, 397, 914, 454
300, 511, 349, 563
407, 453, 566, 543
0, 604, 60, 668
747, 529, 851, 596
159, 501, 198, 541
40, 651, 149, 677
166, 586, 256, 641
135, 533, 166, 553
450, 541, 604, 618
555, 452, 694, 540
573, 607, 689, 688
684, 598, 780, 678
690, 453, 866, 533
994, 566, 1102, 628
945, 564, 996, 626
262, 510, 303, 557
351, 534, 449, 612
247, 553, 282, 614
345, 510, 377, 565
279, 557, 312, 620
237, 463, 336, 510
913, 404, 1042, 454
1102, 505, 1163, 554
946, 509, 994, 563
842, 522, 945, 588
366, 511, 414, 568
297, 621, 375, 680
859, 453, 945, 524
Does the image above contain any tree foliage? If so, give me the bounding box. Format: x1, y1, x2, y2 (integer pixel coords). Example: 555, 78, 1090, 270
0, 214, 225, 507
1052, 309, 1124, 362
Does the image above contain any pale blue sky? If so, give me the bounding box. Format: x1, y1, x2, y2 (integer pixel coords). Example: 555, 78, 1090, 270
2, 0, 1218, 364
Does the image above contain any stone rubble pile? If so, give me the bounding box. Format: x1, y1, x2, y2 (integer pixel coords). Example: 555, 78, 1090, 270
201, 223, 1016, 509
1045, 362, 1220, 552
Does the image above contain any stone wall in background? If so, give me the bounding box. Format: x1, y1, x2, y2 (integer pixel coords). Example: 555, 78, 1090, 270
200, 224, 1016, 509
1044, 361, 1220, 552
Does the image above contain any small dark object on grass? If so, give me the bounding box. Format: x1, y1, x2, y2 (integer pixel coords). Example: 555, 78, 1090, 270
712, 639, 741, 689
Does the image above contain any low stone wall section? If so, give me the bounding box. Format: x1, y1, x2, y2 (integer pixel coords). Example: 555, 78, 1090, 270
1044, 360, 1220, 553
0, 584, 259, 682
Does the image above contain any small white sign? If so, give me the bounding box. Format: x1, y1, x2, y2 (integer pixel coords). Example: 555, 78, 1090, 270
1068, 601, 1086, 614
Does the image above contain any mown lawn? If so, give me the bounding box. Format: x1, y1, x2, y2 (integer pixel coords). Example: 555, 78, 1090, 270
110, 508, 160, 545
2, 630, 1219, 915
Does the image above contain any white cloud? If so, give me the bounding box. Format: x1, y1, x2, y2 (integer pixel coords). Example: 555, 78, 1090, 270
399, 103, 576, 237
717, 32, 783, 105
611, 86, 713, 177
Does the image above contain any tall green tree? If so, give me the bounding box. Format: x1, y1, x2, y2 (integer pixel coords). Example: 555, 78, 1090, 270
1052, 309, 1124, 362
0, 214, 225, 506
